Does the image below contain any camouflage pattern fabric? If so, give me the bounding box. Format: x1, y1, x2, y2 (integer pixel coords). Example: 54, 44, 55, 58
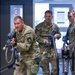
67, 23, 75, 49
35, 21, 61, 75
67, 23, 75, 72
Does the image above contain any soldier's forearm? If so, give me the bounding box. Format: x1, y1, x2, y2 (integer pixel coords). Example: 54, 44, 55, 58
17, 43, 31, 52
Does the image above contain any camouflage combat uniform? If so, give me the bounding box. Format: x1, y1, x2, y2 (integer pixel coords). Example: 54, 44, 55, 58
35, 21, 61, 75
67, 23, 75, 74
13, 25, 40, 75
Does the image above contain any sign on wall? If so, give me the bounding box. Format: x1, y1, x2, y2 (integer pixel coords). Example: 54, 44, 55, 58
10, 5, 23, 29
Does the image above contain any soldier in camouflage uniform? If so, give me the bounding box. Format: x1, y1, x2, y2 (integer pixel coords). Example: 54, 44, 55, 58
35, 10, 61, 75
65, 10, 75, 75
9, 16, 41, 75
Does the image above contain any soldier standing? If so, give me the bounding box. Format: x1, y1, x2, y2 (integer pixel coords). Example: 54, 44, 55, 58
64, 10, 75, 75
35, 10, 61, 75
9, 16, 41, 75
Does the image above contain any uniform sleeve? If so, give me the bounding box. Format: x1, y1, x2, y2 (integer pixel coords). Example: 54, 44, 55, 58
55, 25, 61, 39
69, 27, 75, 49
56, 29, 61, 39
69, 38, 75, 49
17, 30, 34, 52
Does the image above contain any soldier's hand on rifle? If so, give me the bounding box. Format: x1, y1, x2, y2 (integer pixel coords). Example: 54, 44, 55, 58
9, 38, 16, 46
54, 34, 58, 39
44, 39, 51, 45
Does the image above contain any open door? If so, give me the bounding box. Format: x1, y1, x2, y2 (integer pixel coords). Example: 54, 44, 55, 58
49, 4, 73, 53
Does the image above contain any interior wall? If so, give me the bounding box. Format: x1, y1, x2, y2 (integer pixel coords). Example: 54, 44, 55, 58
35, 1, 75, 10
1, 0, 33, 75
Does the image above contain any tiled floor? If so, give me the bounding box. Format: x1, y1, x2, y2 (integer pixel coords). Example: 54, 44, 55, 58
37, 59, 72, 75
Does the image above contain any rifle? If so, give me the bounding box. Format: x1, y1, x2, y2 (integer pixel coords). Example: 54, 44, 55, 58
63, 31, 75, 73
62, 35, 75, 74
43, 27, 59, 47
61, 42, 70, 75
0, 32, 20, 73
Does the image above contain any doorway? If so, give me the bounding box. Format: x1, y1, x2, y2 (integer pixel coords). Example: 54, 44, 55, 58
49, 4, 73, 54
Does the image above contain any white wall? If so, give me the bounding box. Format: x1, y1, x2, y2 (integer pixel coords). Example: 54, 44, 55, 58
35, 1, 75, 10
